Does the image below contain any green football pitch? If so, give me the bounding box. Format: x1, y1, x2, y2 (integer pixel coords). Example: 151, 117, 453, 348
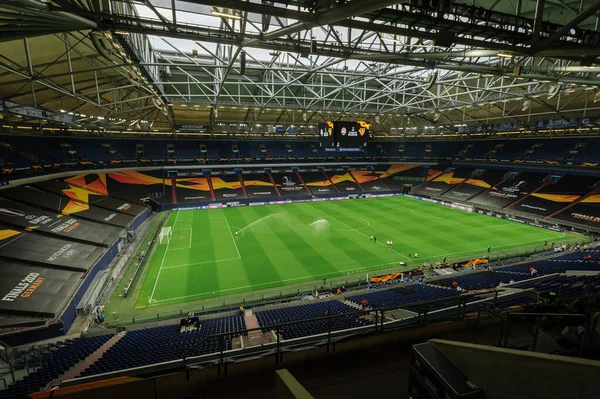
136, 196, 578, 308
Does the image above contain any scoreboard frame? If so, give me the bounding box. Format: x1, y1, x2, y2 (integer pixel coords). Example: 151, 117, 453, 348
319, 120, 370, 150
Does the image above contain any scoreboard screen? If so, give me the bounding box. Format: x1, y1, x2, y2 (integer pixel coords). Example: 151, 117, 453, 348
320, 120, 370, 150
335, 121, 370, 149
318, 122, 335, 148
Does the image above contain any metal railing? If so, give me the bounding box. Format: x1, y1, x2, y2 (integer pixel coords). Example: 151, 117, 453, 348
179, 292, 488, 372
501, 312, 591, 357
587, 311, 600, 353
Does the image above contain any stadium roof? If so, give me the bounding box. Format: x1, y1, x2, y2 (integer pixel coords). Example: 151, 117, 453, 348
1, 0, 600, 136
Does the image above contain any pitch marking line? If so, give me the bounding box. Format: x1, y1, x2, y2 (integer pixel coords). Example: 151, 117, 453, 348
169, 228, 193, 250
151, 261, 400, 303
223, 216, 242, 259
149, 210, 177, 302
162, 257, 241, 269
307, 204, 409, 259
327, 216, 370, 232
418, 235, 573, 263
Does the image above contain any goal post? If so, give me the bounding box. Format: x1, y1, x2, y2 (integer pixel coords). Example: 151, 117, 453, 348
158, 226, 173, 244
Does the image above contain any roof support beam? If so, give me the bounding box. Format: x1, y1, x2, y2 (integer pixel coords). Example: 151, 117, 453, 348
241, 0, 400, 48
537, 0, 600, 49
143, 0, 174, 31
532, 0, 546, 43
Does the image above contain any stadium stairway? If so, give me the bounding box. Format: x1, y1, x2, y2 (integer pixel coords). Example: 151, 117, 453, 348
341, 299, 362, 311
349, 171, 366, 192
237, 174, 249, 199
243, 313, 275, 347
267, 172, 282, 197
54, 333, 124, 383
206, 175, 217, 201
322, 171, 341, 193
505, 180, 549, 210
544, 186, 600, 220
296, 171, 313, 197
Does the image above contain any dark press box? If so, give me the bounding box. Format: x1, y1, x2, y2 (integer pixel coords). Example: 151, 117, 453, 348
409, 342, 483, 399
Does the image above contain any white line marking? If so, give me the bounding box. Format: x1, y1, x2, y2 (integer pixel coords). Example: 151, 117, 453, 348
152, 261, 400, 302
307, 204, 409, 259
149, 211, 177, 301
328, 216, 370, 232
224, 216, 241, 259
162, 257, 241, 269
418, 235, 572, 263
168, 228, 193, 250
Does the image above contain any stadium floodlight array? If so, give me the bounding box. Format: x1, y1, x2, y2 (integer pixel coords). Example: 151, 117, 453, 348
158, 226, 173, 244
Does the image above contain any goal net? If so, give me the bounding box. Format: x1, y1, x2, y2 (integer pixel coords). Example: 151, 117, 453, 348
158, 226, 173, 244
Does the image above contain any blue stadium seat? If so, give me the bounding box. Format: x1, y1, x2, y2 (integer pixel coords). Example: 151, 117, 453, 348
0, 335, 110, 399
255, 301, 371, 340
79, 315, 246, 377
348, 285, 460, 310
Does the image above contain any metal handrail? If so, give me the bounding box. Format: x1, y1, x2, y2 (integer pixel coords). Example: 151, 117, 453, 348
504, 312, 590, 356
181, 291, 489, 366
586, 311, 600, 352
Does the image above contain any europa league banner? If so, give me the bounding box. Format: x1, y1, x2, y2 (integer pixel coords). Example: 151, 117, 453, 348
0, 262, 83, 318
0, 198, 122, 247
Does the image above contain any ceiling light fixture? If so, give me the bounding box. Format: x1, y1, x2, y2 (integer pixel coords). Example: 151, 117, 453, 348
497, 53, 513, 58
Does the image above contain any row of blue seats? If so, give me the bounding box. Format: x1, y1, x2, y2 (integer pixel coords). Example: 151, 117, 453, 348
432, 271, 531, 291
2, 135, 599, 167
255, 301, 371, 340
347, 285, 459, 310
0, 335, 110, 399
501, 260, 600, 275
79, 316, 245, 377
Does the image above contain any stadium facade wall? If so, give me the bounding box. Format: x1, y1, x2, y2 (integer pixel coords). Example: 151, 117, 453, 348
0, 322, 65, 347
